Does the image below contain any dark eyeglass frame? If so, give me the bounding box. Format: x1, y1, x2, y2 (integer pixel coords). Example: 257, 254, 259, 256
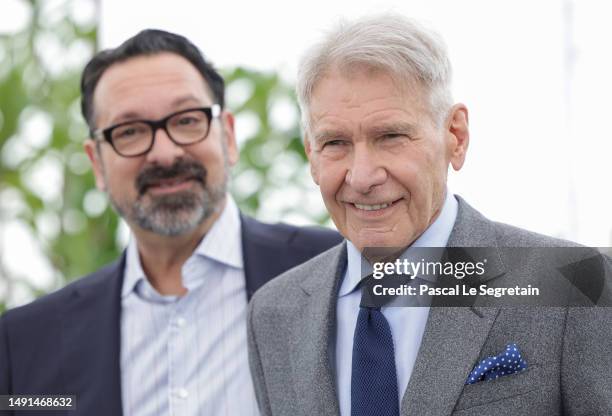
92, 104, 221, 157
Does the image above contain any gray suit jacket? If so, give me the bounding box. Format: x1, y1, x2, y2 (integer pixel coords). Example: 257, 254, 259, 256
248, 196, 612, 415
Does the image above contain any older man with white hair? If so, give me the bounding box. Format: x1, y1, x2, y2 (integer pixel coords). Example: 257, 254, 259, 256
247, 13, 612, 416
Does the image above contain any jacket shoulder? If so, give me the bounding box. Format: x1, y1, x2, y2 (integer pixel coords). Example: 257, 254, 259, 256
251, 244, 344, 306
1, 258, 123, 324
285, 223, 343, 254
241, 214, 342, 252
491, 220, 582, 248
454, 195, 582, 248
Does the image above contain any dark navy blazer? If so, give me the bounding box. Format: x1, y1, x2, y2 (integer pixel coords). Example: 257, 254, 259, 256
0, 215, 342, 415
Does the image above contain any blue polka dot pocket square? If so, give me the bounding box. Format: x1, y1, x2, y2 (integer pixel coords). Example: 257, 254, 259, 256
465, 343, 527, 385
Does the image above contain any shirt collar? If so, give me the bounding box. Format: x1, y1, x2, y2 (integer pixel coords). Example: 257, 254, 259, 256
339, 190, 458, 297
122, 232, 146, 298
121, 194, 243, 299
195, 194, 243, 269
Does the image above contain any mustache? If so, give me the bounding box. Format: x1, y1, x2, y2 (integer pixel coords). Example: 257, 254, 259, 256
136, 159, 207, 195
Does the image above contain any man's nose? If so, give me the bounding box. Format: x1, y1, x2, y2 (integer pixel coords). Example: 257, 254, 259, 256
145, 128, 185, 166
345, 145, 387, 193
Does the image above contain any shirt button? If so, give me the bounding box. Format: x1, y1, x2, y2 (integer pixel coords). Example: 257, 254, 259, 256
175, 388, 189, 399
175, 317, 186, 327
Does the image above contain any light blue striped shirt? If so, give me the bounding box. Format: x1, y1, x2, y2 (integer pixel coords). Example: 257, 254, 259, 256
335, 191, 458, 416
120, 196, 259, 416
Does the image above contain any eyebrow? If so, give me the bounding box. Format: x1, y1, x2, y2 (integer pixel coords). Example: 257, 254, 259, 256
366, 121, 419, 137
312, 129, 351, 145
110, 95, 208, 125
312, 121, 419, 145
170, 95, 205, 107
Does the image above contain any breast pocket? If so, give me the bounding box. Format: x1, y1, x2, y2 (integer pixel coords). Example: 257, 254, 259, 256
452, 365, 547, 412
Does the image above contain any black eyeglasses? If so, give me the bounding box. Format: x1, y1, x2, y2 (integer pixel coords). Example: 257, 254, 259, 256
92, 105, 221, 157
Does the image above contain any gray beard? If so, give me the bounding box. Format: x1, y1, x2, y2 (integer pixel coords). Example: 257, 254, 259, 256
110, 180, 226, 237
134, 184, 223, 236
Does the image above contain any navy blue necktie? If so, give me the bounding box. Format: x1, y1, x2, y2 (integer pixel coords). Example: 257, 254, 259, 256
351, 299, 400, 416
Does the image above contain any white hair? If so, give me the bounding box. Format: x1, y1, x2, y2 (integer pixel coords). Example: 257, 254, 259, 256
296, 13, 453, 136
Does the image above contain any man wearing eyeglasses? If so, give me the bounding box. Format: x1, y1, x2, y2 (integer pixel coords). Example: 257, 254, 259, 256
0, 30, 341, 416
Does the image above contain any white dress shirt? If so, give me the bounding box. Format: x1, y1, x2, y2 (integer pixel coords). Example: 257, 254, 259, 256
335, 191, 458, 416
120, 196, 259, 416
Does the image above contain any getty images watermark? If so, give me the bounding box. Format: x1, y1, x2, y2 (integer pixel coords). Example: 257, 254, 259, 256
358, 247, 612, 308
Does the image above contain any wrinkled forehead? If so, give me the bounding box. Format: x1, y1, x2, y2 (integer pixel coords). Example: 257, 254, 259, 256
307, 64, 430, 129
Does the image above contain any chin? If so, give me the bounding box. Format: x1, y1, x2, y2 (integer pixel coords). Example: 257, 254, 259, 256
352, 235, 395, 251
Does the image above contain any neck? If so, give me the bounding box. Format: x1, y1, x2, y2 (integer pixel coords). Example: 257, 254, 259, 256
131, 196, 227, 295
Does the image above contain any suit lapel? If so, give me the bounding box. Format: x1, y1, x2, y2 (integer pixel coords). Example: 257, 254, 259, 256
61, 255, 125, 416
290, 244, 347, 416
401, 197, 505, 415
400, 307, 499, 415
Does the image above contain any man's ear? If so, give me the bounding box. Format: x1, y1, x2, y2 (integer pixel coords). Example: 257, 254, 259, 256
84, 139, 107, 191
221, 110, 239, 166
445, 103, 470, 171
304, 135, 320, 185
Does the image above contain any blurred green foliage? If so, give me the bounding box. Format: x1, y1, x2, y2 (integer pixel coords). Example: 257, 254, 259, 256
1, 0, 102, 311
0, 0, 327, 311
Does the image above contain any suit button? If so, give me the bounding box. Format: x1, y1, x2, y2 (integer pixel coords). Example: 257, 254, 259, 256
174, 388, 189, 399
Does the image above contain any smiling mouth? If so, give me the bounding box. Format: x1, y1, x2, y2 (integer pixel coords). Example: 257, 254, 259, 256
151, 177, 192, 188
142, 176, 200, 195
352, 199, 401, 211
136, 160, 207, 196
